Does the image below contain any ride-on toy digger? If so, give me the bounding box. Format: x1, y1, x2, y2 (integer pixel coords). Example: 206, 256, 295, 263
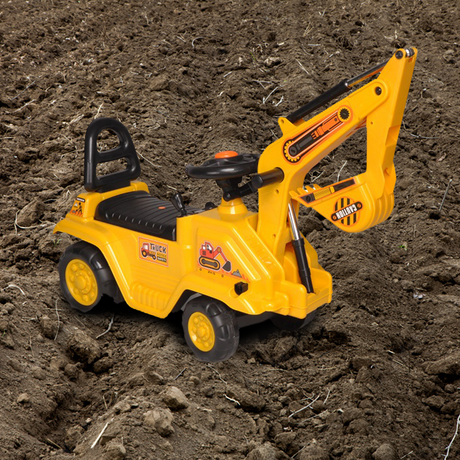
54, 48, 417, 362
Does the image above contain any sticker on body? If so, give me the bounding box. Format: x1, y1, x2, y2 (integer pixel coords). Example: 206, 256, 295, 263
139, 237, 168, 266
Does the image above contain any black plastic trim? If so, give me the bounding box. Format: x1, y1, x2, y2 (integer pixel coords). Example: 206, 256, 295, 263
84, 118, 141, 193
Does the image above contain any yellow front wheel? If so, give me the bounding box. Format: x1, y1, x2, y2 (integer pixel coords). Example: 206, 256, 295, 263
182, 297, 239, 363
188, 312, 216, 352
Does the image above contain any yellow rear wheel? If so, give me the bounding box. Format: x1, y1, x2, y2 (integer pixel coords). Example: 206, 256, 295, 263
58, 241, 119, 313
65, 259, 99, 307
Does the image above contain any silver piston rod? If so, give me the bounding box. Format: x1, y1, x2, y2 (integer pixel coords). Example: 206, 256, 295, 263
287, 203, 314, 294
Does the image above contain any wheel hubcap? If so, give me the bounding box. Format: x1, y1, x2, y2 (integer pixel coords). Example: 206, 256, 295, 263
65, 259, 98, 306
188, 312, 215, 352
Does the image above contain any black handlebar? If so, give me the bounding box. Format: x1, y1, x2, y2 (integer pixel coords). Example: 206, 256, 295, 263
251, 168, 284, 190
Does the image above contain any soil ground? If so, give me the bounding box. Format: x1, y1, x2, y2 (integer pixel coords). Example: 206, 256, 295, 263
1, 0, 460, 459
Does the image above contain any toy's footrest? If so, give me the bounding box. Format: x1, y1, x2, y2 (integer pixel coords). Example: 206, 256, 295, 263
95, 191, 198, 241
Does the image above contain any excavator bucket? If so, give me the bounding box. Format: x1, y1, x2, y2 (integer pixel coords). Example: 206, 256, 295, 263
293, 174, 394, 233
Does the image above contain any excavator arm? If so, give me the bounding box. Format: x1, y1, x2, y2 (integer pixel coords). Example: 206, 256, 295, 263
257, 48, 417, 257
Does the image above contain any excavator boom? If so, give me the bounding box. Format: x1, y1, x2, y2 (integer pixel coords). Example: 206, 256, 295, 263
256, 47, 417, 258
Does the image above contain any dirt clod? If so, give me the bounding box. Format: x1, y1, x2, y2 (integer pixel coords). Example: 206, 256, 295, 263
103, 440, 126, 460
274, 431, 297, 453
40, 315, 57, 340
145, 369, 166, 385
144, 408, 175, 437
299, 443, 329, 460
65, 425, 84, 452
425, 351, 460, 376
161, 386, 189, 411
66, 329, 102, 365
246, 442, 279, 460
16, 200, 45, 227
227, 385, 266, 412
372, 443, 397, 460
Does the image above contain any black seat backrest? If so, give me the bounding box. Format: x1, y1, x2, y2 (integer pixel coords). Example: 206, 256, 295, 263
84, 118, 141, 192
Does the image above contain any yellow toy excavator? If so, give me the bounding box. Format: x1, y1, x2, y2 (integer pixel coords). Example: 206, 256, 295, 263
54, 48, 417, 362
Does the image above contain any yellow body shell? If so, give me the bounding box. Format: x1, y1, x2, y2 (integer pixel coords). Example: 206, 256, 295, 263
54, 183, 331, 319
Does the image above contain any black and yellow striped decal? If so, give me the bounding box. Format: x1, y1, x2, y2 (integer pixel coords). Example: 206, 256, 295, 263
331, 198, 362, 227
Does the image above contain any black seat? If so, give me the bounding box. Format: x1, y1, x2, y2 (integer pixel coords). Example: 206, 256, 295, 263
95, 191, 199, 241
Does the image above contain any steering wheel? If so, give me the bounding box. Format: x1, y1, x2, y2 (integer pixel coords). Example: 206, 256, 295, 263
186, 151, 260, 180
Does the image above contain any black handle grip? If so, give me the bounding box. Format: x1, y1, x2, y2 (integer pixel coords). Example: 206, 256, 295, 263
251, 168, 284, 190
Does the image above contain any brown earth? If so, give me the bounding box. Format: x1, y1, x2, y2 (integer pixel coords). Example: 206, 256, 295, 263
1, 0, 460, 459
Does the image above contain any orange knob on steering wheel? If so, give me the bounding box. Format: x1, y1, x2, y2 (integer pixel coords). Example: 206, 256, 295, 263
214, 151, 239, 159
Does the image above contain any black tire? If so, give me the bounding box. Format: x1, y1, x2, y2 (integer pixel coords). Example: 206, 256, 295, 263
182, 297, 239, 362
270, 309, 317, 331
58, 241, 120, 313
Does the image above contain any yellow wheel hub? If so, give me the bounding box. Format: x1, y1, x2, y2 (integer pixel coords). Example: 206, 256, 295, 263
188, 312, 215, 352
65, 259, 98, 306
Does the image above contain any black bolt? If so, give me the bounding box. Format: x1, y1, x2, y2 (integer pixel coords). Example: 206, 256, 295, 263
375, 87, 382, 96
395, 50, 404, 59
340, 108, 350, 120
